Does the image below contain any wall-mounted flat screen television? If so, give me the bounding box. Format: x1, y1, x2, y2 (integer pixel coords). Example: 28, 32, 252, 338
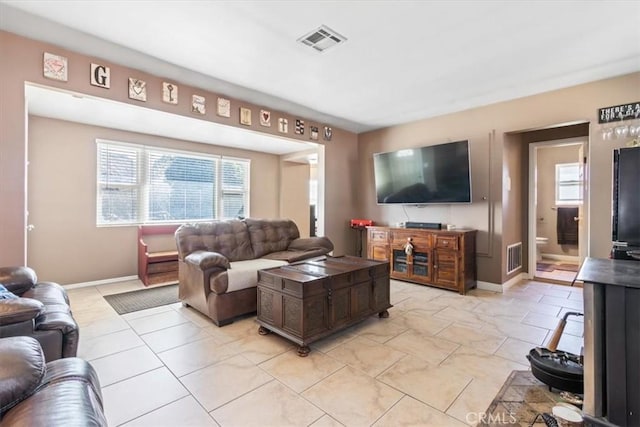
373, 140, 472, 204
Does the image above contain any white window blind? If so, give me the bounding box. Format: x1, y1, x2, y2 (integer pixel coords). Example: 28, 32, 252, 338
96, 140, 250, 225
220, 159, 249, 219
147, 150, 217, 221
555, 162, 582, 205
97, 143, 142, 224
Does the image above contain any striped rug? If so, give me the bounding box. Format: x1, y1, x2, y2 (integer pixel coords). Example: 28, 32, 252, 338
103, 284, 179, 315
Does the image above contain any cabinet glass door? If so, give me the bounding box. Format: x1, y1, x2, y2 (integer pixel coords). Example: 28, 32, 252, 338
392, 249, 408, 273
412, 252, 429, 277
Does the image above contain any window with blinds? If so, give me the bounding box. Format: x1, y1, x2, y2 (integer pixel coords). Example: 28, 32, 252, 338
97, 140, 250, 225
555, 162, 582, 205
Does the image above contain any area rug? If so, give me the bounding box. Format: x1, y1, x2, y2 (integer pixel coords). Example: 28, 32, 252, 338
555, 263, 579, 272
480, 370, 567, 426
536, 262, 555, 272
103, 284, 179, 315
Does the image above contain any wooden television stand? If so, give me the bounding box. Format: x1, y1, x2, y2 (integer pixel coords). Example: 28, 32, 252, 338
366, 226, 476, 295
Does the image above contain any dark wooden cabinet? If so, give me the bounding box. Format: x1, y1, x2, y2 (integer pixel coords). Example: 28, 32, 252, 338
366, 226, 476, 294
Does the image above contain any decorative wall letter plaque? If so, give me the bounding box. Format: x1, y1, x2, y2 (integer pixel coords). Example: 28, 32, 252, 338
310, 126, 319, 140
295, 119, 305, 135
191, 95, 206, 115
162, 82, 178, 104
278, 118, 288, 134
217, 98, 231, 117
43, 52, 68, 81
240, 107, 252, 126
260, 110, 271, 127
323, 126, 333, 141
90, 63, 110, 88
128, 78, 147, 101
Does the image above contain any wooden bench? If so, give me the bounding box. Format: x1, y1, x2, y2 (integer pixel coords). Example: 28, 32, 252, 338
138, 224, 181, 286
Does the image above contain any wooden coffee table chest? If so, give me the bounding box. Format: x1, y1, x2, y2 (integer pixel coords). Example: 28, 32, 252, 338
256, 256, 391, 356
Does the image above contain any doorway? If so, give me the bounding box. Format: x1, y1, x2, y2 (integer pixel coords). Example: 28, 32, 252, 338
529, 137, 588, 284
280, 146, 322, 238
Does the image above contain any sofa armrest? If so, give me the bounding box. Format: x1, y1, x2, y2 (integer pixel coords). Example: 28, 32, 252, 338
0, 267, 37, 296
185, 250, 230, 271
0, 336, 46, 416
0, 298, 44, 325
288, 236, 334, 253
35, 311, 78, 335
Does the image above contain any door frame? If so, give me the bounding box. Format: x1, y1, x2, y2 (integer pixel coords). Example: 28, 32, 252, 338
528, 137, 589, 279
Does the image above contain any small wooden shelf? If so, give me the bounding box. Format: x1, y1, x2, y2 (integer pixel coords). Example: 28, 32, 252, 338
138, 224, 180, 286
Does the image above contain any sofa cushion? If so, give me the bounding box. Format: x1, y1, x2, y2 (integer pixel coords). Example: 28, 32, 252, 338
176, 221, 254, 262
0, 337, 46, 416
221, 259, 287, 293
245, 218, 300, 258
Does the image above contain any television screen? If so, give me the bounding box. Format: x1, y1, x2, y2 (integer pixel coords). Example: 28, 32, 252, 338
373, 140, 472, 204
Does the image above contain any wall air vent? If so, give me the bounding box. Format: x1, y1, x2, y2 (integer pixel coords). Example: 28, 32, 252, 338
506, 242, 523, 275
297, 25, 347, 52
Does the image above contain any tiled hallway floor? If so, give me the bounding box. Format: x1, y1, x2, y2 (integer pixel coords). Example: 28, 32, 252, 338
67, 279, 584, 426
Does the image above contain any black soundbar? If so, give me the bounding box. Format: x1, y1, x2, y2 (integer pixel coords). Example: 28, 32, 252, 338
405, 222, 442, 230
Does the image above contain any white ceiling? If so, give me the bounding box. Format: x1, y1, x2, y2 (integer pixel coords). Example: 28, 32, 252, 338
2, 0, 640, 140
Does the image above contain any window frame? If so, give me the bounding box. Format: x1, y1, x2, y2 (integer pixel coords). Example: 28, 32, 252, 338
96, 139, 250, 226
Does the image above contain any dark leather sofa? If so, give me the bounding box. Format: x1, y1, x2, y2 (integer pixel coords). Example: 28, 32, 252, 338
0, 266, 78, 361
175, 218, 334, 326
0, 336, 106, 426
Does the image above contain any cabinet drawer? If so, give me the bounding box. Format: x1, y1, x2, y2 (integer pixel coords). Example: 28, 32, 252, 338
391, 230, 431, 248
435, 235, 458, 250
369, 229, 389, 242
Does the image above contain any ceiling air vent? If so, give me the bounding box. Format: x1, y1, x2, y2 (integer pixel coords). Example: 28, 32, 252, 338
298, 25, 347, 52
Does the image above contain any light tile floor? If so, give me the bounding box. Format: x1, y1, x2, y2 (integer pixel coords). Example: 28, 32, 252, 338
67, 278, 584, 427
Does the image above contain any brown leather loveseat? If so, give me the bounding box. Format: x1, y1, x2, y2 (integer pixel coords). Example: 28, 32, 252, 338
175, 218, 334, 326
0, 266, 78, 362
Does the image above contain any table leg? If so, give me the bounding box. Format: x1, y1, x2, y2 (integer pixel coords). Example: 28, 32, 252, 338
297, 346, 311, 357
258, 326, 271, 335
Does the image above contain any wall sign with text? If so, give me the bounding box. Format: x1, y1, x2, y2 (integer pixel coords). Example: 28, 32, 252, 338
598, 102, 640, 123
90, 63, 110, 88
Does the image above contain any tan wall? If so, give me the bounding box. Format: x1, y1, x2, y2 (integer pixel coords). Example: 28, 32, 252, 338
27, 116, 280, 284
358, 72, 640, 285
502, 134, 524, 282
536, 144, 581, 257
325, 133, 360, 256
280, 161, 311, 238
0, 30, 358, 268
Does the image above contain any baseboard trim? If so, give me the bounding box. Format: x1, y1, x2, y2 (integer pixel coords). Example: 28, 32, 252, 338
64, 275, 139, 290
477, 281, 504, 293
502, 272, 528, 290
477, 272, 527, 293
541, 253, 579, 262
